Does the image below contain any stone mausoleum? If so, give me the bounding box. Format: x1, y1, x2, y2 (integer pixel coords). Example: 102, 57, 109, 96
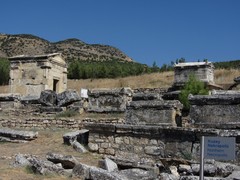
9, 53, 67, 97
173, 62, 214, 89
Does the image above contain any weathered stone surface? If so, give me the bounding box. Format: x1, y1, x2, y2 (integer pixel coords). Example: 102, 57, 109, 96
46, 152, 79, 169
189, 94, 240, 105
72, 163, 90, 179
173, 62, 214, 89
87, 87, 132, 113
72, 141, 87, 153
227, 170, 240, 179
118, 168, 157, 180
178, 164, 192, 174
132, 93, 161, 101
89, 166, 124, 180
144, 146, 164, 156
39, 90, 57, 106
13, 153, 31, 167
126, 100, 182, 126
0, 93, 20, 101
179, 176, 226, 180
20, 96, 40, 104
0, 128, 38, 141
57, 90, 80, 107
160, 172, 179, 180
63, 129, 89, 145
88, 142, 99, 152
98, 158, 118, 172
190, 161, 238, 177
28, 157, 65, 175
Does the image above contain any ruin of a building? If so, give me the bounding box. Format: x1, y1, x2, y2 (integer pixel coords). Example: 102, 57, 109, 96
8, 53, 67, 97
173, 62, 214, 89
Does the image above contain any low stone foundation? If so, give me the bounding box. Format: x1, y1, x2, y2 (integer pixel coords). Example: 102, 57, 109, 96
84, 123, 240, 164
0, 118, 124, 129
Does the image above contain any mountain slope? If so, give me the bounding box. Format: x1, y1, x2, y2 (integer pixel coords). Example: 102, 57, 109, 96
0, 33, 133, 62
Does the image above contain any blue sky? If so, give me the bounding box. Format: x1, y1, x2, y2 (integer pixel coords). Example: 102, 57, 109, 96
0, 0, 239, 66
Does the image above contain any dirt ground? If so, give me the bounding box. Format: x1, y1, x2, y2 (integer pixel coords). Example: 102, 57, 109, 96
0, 128, 102, 180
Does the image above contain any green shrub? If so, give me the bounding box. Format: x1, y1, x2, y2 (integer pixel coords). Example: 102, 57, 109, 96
179, 74, 208, 110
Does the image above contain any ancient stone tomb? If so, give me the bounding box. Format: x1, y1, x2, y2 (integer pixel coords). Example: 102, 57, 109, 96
9, 53, 67, 96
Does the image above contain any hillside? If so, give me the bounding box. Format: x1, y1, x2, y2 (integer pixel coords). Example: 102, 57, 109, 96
0, 33, 133, 62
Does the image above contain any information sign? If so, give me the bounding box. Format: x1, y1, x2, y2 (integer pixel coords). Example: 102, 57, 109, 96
204, 136, 235, 161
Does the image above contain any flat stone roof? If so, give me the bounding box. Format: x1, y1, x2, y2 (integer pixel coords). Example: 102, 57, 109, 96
8, 53, 61, 61
174, 62, 213, 68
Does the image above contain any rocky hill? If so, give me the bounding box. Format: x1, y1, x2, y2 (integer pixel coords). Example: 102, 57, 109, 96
0, 33, 133, 62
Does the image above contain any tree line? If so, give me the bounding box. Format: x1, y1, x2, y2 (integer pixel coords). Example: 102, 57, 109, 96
67, 59, 172, 79
0, 57, 239, 85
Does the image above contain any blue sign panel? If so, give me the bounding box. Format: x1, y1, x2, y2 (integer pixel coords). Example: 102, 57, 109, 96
204, 136, 236, 161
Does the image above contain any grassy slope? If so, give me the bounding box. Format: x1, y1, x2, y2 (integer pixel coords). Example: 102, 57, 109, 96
67, 69, 240, 90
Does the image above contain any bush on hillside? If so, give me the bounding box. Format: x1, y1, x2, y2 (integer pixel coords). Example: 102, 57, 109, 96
0, 58, 10, 85
179, 74, 209, 110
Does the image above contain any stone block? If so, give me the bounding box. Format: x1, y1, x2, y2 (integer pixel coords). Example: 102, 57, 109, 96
39, 90, 57, 106
63, 129, 89, 145
57, 90, 81, 107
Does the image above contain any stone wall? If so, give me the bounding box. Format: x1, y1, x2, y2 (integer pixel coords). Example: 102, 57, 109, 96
189, 94, 240, 128
0, 118, 124, 129
84, 123, 240, 164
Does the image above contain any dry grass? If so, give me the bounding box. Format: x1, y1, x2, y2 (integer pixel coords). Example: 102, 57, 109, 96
0, 85, 9, 93
68, 69, 240, 90
67, 71, 174, 90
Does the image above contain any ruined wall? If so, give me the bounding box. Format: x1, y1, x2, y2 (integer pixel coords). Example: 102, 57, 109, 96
87, 88, 133, 112
189, 94, 240, 128
84, 123, 240, 164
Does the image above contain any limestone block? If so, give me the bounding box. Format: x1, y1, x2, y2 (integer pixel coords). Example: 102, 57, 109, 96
88, 143, 99, 152
126, 100, 182, 126
98, 158, 118, 172
57, 90, 81, 107
46, 152, 79, 169
39, 90, 57, 106
144, 146, 164, 156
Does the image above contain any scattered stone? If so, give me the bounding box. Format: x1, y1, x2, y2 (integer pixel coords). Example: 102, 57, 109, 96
88, 142, 99, 152
89, 166, 124, 180
63, 129, 89, 145
46, 152, 79, 169
169, 166, 180, 178
72, 141, 87, 153
57, 90, 81, 107
98, 157, 118, 172
72, 163, 91, 179
28, 157, 65, 175
13, 154, 31, 167
0, 128, 38, 141
118, 168, 158, 180
39, 90, 57, 106
227, 170, 240, 180
160, 172, 179, 180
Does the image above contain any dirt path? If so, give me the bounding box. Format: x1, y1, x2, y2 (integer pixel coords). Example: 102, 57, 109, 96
0, 128, 102, 180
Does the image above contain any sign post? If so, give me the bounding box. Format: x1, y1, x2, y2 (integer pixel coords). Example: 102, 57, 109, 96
200, 136, 236, 180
